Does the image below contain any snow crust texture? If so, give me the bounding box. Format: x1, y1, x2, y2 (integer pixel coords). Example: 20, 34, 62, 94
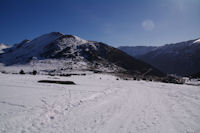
0, 73, 200, 133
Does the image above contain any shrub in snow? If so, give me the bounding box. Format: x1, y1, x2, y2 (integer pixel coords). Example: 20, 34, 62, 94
19, 69, 25, 74
161, 75, 184, 84
32, 70, 37, 75
142, 77, 147, 81
1, 70, 7, 74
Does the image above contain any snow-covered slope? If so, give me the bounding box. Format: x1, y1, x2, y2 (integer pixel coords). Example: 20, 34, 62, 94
0, 32, 104, 70
0, 43, 10, 54
0, 32, 165, 77
0, 32, 69, 64
193, 39, 200, 44
0, 73, 200, 133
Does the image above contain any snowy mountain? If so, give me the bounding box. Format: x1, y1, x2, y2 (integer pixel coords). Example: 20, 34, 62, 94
121, 38, 200, 76
0, 43, 10, 54
118, 46, 157, 57
0, 32, 164, 77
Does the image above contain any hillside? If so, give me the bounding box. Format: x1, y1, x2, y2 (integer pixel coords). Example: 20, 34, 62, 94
0, 32, 165, 77
119, 38, 200, 76
118, 46, 157, 57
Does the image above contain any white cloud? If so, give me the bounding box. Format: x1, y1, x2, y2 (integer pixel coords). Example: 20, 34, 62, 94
142, 19, 155, 31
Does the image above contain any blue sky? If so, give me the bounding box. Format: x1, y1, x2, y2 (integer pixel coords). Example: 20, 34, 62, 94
0, 0, 199, 46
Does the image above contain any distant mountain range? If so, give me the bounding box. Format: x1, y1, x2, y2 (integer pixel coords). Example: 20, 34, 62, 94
0, 32, 164, 78
119, 38, 200, 76
118, 46, 157, 57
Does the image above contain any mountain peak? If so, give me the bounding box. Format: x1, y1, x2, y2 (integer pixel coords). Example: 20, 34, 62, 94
49, 32, 64, 36
193, 38, 200, 44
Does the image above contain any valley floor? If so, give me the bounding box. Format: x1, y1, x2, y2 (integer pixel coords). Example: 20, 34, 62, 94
0, 73, 200, 133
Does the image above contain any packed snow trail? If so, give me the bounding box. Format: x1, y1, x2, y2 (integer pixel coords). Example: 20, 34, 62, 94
0, 73, 200, 133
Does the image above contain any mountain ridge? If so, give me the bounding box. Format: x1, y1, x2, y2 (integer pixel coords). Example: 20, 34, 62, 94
118, 46, 157, 57
0, 32, 165, 78
119, 38, 200, 76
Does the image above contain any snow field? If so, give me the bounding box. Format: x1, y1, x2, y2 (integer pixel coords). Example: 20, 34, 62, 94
0, 73, 200, 133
